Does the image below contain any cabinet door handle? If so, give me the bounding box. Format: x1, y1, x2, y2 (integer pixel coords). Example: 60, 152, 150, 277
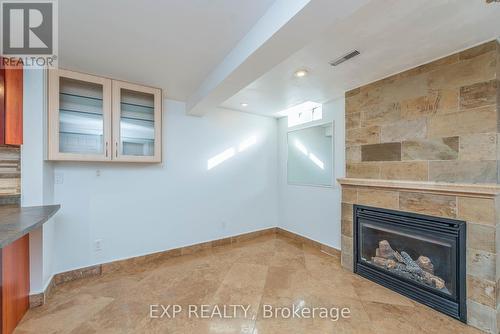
105, 141, 109, 158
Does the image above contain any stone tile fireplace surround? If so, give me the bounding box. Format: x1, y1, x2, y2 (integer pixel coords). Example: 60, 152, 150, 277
340, 40, 500, 333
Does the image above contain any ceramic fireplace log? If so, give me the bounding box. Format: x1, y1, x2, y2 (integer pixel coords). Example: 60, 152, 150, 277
416, 256, 434, 274
371, 241, 446, 290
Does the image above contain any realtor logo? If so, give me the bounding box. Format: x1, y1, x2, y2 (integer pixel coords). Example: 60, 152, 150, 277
1, 0, 58, 68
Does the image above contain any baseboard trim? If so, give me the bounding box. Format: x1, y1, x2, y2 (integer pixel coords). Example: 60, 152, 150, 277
29, 275, 56, 308
275, 228, 340, 256
30, 227, 339, 305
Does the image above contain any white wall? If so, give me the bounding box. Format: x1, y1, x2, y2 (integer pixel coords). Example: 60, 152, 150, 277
22, 71, 344, 282
51, 100, 279, 273
22, 68, 57, 293
277, 97, 345, 249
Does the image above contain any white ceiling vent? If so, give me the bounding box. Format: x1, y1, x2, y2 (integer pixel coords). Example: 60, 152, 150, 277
329, 50, 360, 66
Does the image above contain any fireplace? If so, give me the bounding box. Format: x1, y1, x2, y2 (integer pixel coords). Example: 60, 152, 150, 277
353, 205, 466, 322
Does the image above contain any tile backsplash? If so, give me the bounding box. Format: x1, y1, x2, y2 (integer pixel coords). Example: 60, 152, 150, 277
0, 145, 21, 204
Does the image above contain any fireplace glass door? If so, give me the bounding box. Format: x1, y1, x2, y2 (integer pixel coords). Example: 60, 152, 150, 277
359, 222, 455, 296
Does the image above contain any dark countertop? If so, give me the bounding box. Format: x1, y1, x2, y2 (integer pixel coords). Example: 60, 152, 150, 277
0, 205, 60, 248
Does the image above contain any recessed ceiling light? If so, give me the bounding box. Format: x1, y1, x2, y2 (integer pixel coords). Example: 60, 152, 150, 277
241, 103, 249, 107
294, 69, 308, 78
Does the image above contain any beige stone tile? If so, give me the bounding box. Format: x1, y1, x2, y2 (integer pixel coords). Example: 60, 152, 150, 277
459, 133, 497, 161
16, 294, 114, 333
346, 87, 360, 98
346, 112, 361, 129
429, 160, 497, 184
399, 192, 456, 218
18, 232, 488, 334
400, 89, 459, 120
467, 249, 496, 281
428, 105, 497, 138
346, 146, 361, 162
341, 187, 358, 204
341, 219, 353, 238
460, 79, 497, 110
345, 87, 383, 115
341, 236, 353, 256
379, 161, 428, 181
357, 188, 399, 210
341, 252, 353, 271
467, 275, 496, 308
360, 102, 401, 127
361, 143, 402, 162
401, 53, 459, 78
459, 41, 497, 60
346, 126, 381, 146
467, 299, 497, 334
402, 137, 458, 161
212, 237, 232, 247
380, 118, 427, 142
346, 162, 381, 179
467, 223, 496, 253
341, 203, 353, 222
352, 278, 414, 307
428, 50, 496, 90
458, 197, 496, 226
378, 71, 429, 103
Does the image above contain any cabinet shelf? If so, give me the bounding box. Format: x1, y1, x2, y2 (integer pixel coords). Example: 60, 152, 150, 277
120, 101, 154, 109
60, 92, 154, 110
60, 131, 103, 137
60, 92, 103, 101
122, 136, 154, 142
60, 108, 154, 123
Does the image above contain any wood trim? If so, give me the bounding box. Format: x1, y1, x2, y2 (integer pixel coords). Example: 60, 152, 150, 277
337, 178, 500, 198
0, 66, 5, 145
4, 62, 22, 146
111, 80, 162, 163
47, 69, 112, 161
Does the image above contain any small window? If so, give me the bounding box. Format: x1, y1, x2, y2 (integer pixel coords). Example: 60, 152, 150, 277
280, 101, 322, 127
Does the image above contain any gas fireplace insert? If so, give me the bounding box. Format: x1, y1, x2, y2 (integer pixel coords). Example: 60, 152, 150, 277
353, 205, 466, 322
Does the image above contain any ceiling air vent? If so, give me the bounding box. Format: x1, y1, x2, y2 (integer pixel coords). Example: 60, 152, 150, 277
329, 50, 360, 66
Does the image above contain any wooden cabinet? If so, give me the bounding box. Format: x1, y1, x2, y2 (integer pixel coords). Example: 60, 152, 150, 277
112, 81, 162, 162
48, 69, 162, 162
1, 235, 30, 334
0, 60, 23, 146
48, 70, 112, 161
0, 67, 5, 146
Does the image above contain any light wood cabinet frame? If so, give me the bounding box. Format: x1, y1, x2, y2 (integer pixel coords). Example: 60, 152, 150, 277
47, 69, 162, 163
111, 80, 162, 163
48, 69, 112, 161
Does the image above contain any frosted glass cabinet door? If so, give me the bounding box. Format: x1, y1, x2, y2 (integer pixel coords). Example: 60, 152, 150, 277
112, 81, 162, 162
48, 70, 112, 161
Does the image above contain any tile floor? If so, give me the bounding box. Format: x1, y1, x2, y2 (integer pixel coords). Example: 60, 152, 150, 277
15, 234, 480, 333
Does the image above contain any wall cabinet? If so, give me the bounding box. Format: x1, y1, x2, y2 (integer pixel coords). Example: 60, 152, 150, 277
48, 69, 162, 162
0, 60, 24, 146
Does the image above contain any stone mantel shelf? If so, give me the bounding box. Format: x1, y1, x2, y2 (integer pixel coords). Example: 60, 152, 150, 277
337, 178, 500, 198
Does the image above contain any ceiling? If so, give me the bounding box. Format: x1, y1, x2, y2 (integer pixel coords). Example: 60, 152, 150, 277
221, 0, 500, 117
58, 0, 275, 101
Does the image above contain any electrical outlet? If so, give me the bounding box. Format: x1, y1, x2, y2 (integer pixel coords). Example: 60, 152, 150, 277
54, 173, 64, 184
94, 239, 103, 252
